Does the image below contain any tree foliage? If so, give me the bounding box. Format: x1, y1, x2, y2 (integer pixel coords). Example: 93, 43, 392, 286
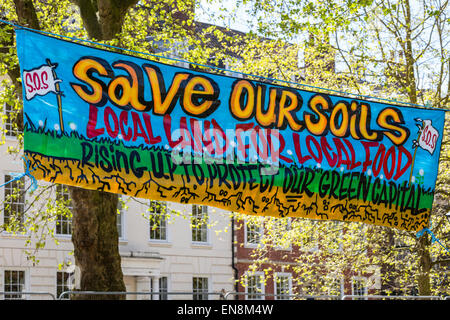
0, 0, 449, 298
222, 0, 450, 297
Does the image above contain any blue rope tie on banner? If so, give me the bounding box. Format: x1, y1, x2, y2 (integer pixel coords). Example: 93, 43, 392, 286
416, 227, 450, 255
0, 156, 38, 192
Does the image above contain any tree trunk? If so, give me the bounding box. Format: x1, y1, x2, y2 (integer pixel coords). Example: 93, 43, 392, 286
68, 187, 125, 299
403, 0, 418, 105
416, 234, 432, 296
76, 0, 139, 40
402, 0, 431, 296
13, 0, 40, 29
65, 0, 139, 299
97, 0, 130, 40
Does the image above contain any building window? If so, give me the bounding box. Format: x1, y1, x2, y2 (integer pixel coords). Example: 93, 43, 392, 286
159, 276, 168, 300
275, 273, 292, 300
4, 270, 25, 300
225, 58, 244, 78
117, 196, 125, 239
56, 271, 74, 299
328, 221, 343, 252
4, 103, 21, 137
149, 200, 167, 241
246, 273, 264, 300
3, 174, 25, 231
55, 184, 72, 236
193, 277, 209, 300
271, 217, 291, 249
191, 205, 208, 243
245, 219, 262, 247
301, 221, 319, 251
327, 277, 343, 297
352, 278, 368, 300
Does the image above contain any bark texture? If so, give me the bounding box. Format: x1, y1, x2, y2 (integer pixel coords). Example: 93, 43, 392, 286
68, 187, 125, 299
66, 0, 138, 299
417, 235, 432, 296
75, 0, 138, 40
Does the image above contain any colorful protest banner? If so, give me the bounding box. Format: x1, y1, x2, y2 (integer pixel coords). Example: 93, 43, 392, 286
15, 29, 445, 231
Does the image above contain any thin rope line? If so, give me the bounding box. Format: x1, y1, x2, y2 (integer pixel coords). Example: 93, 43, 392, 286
1, 18, 449, 111
416, 227, 450, 255
0, 155, 38, 191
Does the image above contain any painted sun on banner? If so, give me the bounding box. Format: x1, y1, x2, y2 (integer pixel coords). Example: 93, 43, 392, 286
16, 29, 445, 231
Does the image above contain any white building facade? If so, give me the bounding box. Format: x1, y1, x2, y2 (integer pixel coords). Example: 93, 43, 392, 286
0, 99, 234, 299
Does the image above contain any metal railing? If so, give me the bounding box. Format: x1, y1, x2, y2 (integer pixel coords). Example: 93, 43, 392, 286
341, 295, 444, 300
0, 290, 448, 300
0, 291, 56, 300
58, 290, 226, 300
224, 292, 340, 300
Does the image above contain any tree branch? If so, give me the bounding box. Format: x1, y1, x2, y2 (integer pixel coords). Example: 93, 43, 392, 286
13, 0, 40, 29
97, 0, 139, 40
74, 0, 103, 39
431, 258, 450, 267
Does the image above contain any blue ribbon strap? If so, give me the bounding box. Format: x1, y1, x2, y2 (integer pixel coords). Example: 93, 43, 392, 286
416, 226, 450, 255
0, 155, 38, 192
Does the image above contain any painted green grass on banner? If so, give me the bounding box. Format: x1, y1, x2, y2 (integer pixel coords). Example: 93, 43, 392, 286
24, 126, 434, 210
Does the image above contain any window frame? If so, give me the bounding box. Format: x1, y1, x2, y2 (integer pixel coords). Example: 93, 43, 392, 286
244, 218, 263, 248
117, 195, 126, 241
192, 276, 209, 300
3, 269, 27, 300
271, 217, 292, 250
301, 221, 319, 252
245, 272, 265, 300
158, 276, 169, 300
55, 184, 72, 237
274, 272, 292, 300
327, 276, 344, 298
3, 103, 22, 138
149, 200, 168, 242
56, 271, 75, 300
352, 277, 368, 300
2, 173, 26, 233
191, 205, 209, 244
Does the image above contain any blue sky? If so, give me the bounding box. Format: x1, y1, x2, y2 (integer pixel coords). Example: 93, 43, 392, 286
196, 0, 251, 32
